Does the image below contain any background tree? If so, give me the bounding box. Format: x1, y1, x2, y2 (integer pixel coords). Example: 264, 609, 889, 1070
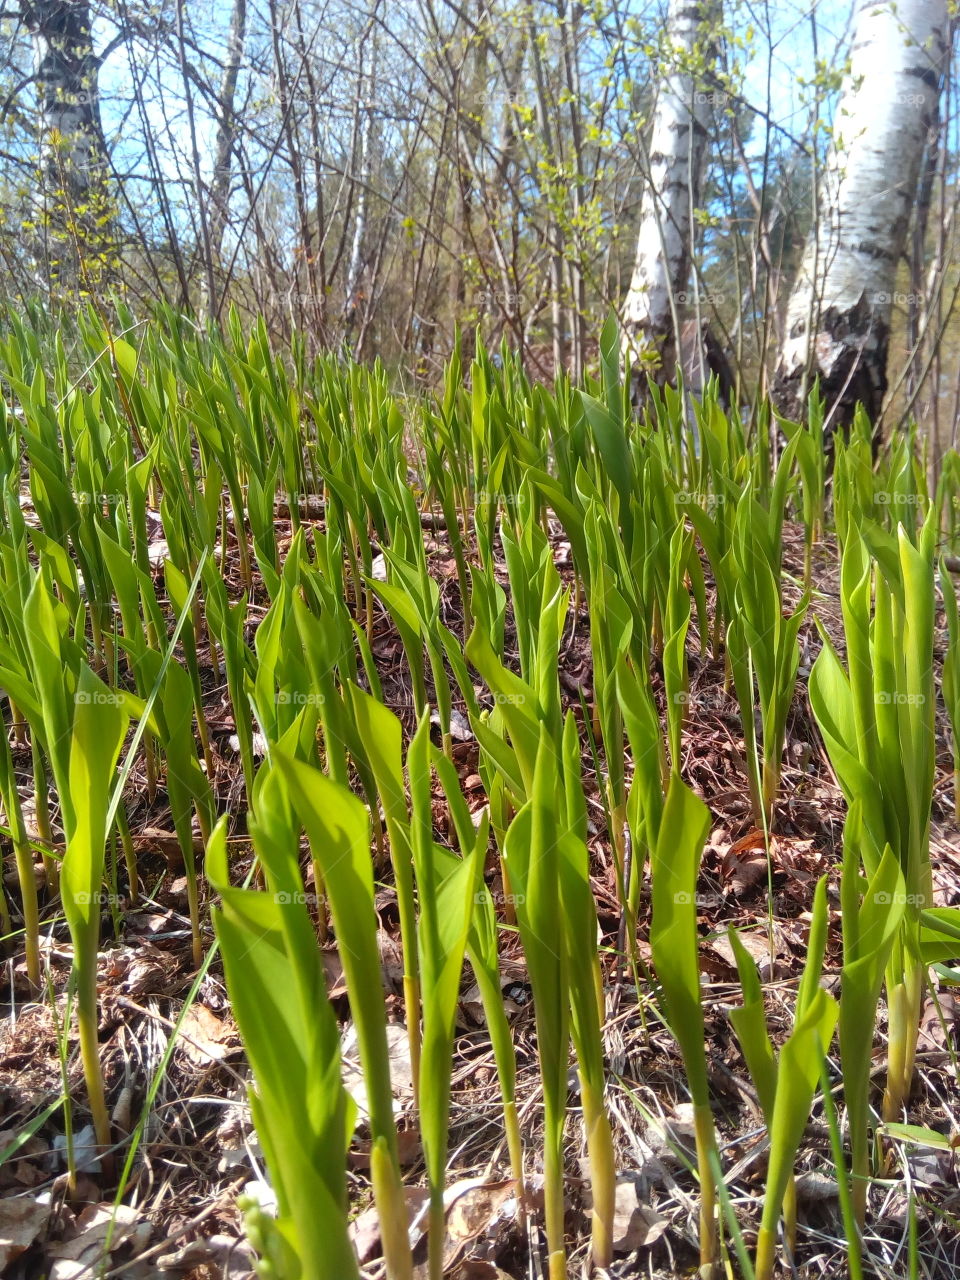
771, 0, 952, 438
620, 0, 723, 398
22, 0, 117, 293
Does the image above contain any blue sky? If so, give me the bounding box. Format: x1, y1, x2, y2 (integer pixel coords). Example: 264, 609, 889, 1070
737, 1, 853, 133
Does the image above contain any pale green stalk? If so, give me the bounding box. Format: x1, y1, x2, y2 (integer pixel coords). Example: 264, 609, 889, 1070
649, 774, 718, 1276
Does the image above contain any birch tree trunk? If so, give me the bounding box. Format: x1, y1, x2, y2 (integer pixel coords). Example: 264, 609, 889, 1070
207, 0, 247, 270
559, 0, 586, 382
621, 0, 721, 394
529, 9, 566, 375
24, 0, 113, 288
772, 0, 950, 434
343, 24, 378, 351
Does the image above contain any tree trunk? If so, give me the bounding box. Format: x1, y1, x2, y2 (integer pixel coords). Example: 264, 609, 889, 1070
678, 318, 735, 408
559, 0, 586, 382
529, 9, 566, 375
621, 0, 721, 395
24, 0, 113, 288
343, 36, 377, 348
772, 0, 950, 435
207, 0, 247, 269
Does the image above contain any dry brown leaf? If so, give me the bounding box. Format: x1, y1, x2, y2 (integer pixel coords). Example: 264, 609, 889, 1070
918, 993, 958, 1052
156, 1233, 256, 1273
350, 1187, 430, 1262
709, 929, 773, 973
177, 1004, 234, 1065
47, 1202, 150, 1277
459, 983, 487, 1028
728, 829, 768, 857
321, 949, 347, 1000
794, 1170, 839, 1202
115, 943, 180, 997
699, 947, 738, 981
342, 1022, 413, 1122
350, 1125, 420, 1172
443, 1178, 518, 1268
458, 1263, 516, 1279
376, 929, 405, 992
726, 854, 769, 893
0, 1196, 51, 1268
123, 911, 177, 936
0, 1132, 48, 1189
644, 1103, 697, 1168
611, 1178, 668, 1252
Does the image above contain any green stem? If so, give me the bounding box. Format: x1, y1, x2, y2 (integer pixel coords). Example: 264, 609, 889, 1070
755, 1224, 776, 1280
234, 497, 252, 588
761, 757, 780, 832
503, 1097, 524, 1196
370, 1138, 413, 1280
693, 1101, 719, 1277
115, 804, 139, 904
820, 1057, 863, 1280
544, 1123, 567, 1280
428, 1188, 444, 1280
783, 1175, 798, 1260
12, 827, 40, 990
77, 958, 112, 1173
402, 972, 422, 1113
851, 1122, 870, 1230
0, 730, 40, 989
31, 741, 58, 897
582, 1086, 615, 1270
500, 855, 518, 928
186, 867, 202, 969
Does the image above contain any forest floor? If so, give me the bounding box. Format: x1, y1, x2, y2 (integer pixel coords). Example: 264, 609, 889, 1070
1, 509, 959, 1280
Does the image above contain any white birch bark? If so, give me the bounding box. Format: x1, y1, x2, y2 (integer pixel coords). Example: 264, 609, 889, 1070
343, 22, 378, 339
622, 0, 720, 387
24, 0, 113, 288
773, 0, 950, 429
208, 0, 248, 266
25, 0, 106, 196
